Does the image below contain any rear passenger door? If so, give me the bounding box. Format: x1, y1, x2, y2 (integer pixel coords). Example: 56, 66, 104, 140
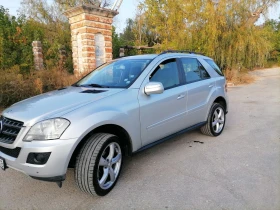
179, 57, 215, 126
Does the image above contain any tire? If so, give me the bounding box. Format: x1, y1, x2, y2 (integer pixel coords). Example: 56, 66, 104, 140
75, 133, 123, 196
200, 103, 226, 136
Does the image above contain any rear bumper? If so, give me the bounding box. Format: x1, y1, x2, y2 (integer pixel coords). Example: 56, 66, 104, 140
0, 138, 78, 179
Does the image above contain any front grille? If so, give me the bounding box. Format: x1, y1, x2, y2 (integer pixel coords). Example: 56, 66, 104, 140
0, 116, 24, 144
0, 146, 21, 158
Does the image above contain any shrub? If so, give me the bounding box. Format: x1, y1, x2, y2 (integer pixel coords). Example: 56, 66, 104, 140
0, 66, 80, 107
225, 69, 255, 85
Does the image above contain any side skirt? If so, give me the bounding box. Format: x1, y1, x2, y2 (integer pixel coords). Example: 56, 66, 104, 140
134, 121, 207, 154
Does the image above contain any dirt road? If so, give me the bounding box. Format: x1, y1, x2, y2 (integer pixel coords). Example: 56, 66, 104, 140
0, 68, 280, 210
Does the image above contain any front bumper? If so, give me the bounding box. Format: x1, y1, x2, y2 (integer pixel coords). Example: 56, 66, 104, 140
0, 138, 78, 180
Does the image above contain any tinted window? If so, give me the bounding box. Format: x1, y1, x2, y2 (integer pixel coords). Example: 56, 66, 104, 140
181, 58, 210, 83
205, 59, 223, 76
150, 59, 180, 89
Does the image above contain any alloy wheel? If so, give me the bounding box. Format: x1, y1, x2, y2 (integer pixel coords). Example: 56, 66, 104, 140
212, 107, 225, 134
98, 142, 122, 190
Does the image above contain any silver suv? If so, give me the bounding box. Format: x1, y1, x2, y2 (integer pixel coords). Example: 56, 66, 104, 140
0, 51, 228, 196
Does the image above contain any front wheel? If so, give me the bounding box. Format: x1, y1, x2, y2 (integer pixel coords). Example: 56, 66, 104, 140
75, 133, 123, 196
201, 103, 226, 136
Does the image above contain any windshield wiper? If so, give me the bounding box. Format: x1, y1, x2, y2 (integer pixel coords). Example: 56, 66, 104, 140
79, 83, 109, 88
71, 84, 80, 87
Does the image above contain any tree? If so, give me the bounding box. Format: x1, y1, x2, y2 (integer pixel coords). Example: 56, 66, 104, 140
0, 6, 19, 69
0, 6, 36, 70
18, 0, 73, 71
112, 26, 121, 58
264, 18, 280, 64
137, 0, 279, 70
133, 3, 158, 47
119, 18, 136, 46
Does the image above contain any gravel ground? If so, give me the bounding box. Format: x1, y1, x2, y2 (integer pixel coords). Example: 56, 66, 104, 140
0, 68, 280, 210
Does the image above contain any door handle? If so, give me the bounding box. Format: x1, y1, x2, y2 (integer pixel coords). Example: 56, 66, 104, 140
177, 94, 185, 100
209, 84, 214, 88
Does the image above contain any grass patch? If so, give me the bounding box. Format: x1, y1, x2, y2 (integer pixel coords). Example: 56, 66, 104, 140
225, 69, 255, 85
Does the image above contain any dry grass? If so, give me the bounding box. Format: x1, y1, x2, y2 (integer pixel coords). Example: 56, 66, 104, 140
0, 66, 83, 108
225, 69, 255, 85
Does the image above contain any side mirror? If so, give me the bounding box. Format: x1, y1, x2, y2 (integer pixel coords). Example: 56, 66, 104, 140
144, 82, 164, 95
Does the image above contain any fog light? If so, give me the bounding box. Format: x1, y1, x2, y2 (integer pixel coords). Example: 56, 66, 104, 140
27, 152, 51, 165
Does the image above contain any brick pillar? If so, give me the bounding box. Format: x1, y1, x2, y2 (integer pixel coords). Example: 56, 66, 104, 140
32, 41, 44, 70
64, 5, 118, 74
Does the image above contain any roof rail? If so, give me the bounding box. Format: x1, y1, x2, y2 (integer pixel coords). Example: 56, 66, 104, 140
159, 50, 205, 56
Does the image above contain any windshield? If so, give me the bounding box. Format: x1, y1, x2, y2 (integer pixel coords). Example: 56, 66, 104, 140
75, 59, 151, 88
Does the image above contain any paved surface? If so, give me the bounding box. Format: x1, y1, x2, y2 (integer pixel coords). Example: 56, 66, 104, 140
0, 68, 280, 210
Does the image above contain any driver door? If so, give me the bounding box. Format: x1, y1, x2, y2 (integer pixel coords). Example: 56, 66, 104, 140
138, 58, 188, 146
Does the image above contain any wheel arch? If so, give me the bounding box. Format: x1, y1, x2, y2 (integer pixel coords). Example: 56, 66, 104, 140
213, 96, 227, 112
205, 96, 227, 121
68, 124, 133, 168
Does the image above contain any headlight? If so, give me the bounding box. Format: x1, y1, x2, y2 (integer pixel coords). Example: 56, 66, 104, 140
24, 118, 70, 141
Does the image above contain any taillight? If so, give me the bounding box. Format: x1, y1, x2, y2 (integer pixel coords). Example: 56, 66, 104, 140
225, 83, 228, 92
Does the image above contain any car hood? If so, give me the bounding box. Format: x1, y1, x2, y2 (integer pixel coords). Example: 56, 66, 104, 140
2, 86, 124, 126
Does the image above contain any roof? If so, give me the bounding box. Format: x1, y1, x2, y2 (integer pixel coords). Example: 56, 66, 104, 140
118, 53, 211, 60
119, 54, 158, 60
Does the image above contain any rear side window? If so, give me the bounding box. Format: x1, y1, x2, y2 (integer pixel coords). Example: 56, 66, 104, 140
205, 59, 224, 76
180, 58, 210, 83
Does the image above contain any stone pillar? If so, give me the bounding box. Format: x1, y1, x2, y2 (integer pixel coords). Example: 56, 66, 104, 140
64, 5, 118, 74
58, 46, 67, 71
32, 41, 44, 70
119, 47, 125, 57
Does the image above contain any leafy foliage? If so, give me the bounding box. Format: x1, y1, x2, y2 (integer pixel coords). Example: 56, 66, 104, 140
135, 0, 279, 70
0, 5, 73, 72
264, 19, 280, 64
0, 6, 27, 69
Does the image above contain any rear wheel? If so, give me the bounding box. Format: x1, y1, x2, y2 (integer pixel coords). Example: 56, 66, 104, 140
75, 133, 123, 196
201, 103, 226, 136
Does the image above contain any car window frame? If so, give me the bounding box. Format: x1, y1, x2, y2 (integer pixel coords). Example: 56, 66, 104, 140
198, 61, 211, 80
204, 59, 224, 76
148, 58, 186, 91
178, 57, 211, 85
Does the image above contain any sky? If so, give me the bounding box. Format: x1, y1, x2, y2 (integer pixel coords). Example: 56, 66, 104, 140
0, 0, 138, 33
1, 0, 279, 33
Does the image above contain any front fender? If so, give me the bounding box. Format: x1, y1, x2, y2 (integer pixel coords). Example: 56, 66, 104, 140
60, 89, 141, 153
61, 109, 141, 149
